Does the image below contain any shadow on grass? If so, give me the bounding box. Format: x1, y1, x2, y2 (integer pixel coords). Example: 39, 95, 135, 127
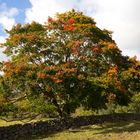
30, 121, 140, 140
16, 114, 140, 140
92, 121, 140, 134
69, 121, 140, 134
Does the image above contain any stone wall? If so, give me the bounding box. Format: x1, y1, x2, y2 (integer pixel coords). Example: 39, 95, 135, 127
1, 113, 140, 140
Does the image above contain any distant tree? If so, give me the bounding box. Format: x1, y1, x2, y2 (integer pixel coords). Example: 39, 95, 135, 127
0, 9, 140, 117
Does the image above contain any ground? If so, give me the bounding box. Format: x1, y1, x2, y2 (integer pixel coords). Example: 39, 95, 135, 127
1, 118, 140, 139
41, 121, 140, 140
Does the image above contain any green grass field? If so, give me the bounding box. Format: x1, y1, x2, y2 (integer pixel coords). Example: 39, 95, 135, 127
1, 118, 140, 140
0, 117, 49, 126
39, 121, 140, 140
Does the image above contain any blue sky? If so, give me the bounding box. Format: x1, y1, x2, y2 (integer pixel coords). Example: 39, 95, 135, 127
0, 0, 31, 35
0, 0, 30, 60
0, 0, 140, 61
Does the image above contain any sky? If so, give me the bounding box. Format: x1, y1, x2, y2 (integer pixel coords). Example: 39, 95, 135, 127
0, 0, 140, 61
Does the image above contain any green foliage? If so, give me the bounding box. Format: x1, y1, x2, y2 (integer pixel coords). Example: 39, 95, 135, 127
129, 93, 140, 113
0, 103, 19, 117
29, 96, 58, 117
72, 106, 95, 117
115, 105, 130, 113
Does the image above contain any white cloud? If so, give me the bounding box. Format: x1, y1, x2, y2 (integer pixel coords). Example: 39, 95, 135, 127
0, 3, 18, 30
24, 0, 140, 59
0, 3, 18, 61
92, 0, 140, 59
0, 36, 6, 43
0, 36, 8, 61
26, 0, 76, 23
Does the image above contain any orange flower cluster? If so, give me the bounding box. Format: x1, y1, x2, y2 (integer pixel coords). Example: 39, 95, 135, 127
108, 43, 117, 49
3, 62, 13, 69
108, 66, 118, 76
45, 65, 57, 71
10, 33, 37, 45
55, 71, 64, 76
62, 68, 77, 73
70, 41, 83, 55
47, 17, 53, 23
3, 62, 13, 77
71, 47, 79, 55
15, 66, 22, 74
66, 18, 75, 24
130, 56, 137, 63
51, 76, 63, 83
92, 47, 101, 53
63, 18, 75, 31
64, 25, 74, 31
37, 72, 46, 78
115, 81, 126, 93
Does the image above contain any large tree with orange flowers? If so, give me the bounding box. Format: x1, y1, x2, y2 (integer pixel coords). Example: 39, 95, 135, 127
0, 10, 140, 117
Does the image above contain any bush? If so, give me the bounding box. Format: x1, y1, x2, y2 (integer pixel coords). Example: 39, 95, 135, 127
72, 106, 95, 117
114, 105, 130, 113
0, 103, 19, 117
129, 93, 140, 113
29, 97, 58, 117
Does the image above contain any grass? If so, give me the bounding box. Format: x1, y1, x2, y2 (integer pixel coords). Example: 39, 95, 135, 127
0, 117, 50, 126
1, 114, 140, 140
0, 119, 25, 126
38, 121, 140, 140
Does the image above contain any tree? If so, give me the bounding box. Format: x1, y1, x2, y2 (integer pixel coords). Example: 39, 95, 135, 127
0, 9, 140, 117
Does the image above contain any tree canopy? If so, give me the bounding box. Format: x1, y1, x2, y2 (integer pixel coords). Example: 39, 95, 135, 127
0, 9, 140, 117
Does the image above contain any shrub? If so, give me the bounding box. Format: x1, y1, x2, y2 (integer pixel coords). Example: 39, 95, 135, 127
129, 93, 140, 113
114, 105, 130, 113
